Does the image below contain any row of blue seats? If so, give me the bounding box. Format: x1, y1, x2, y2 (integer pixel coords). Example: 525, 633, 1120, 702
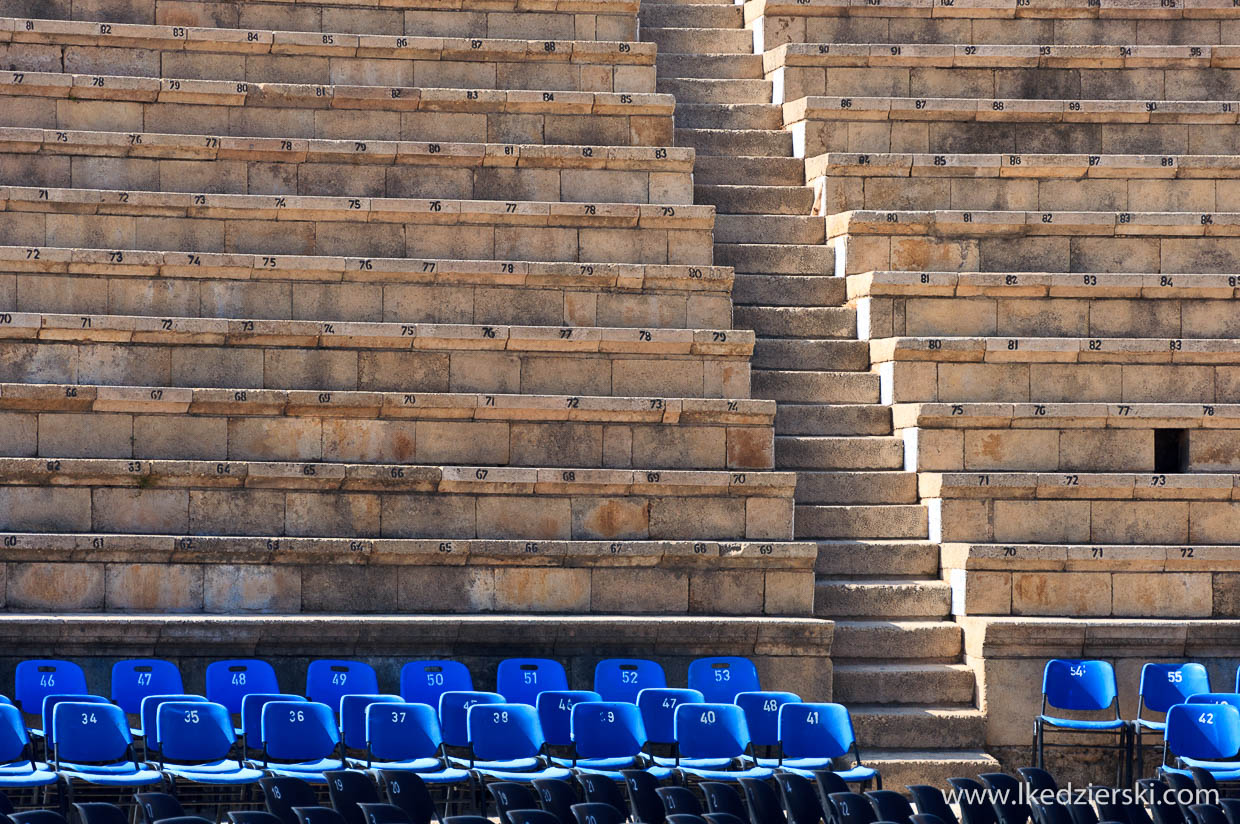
10, 658, 756, 718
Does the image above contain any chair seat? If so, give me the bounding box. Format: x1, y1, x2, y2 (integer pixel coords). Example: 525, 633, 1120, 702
550, 756, 637, 770
652, 756, 732, 769
1135, 719, 1166, 732
777, 764, 879, 783
0, 760, 53, 776
575, 765, 673, 782
59, 765, 165, 786
0, 766, 59, 787
472, 766, 573, 782
165, 764, 265, 785
1039, 715, 1126, 731
676, 765, 775, 782
415, 767, 473, 784
1162, 764, 1240, 781
450, 756, 541, 771
348, 757, 444, 772
160, 758, 250, 774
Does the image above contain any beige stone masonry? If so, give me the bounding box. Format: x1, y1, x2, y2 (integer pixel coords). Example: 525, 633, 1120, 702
894, 401, 1240, 428
848, 270, 1240, 298
872, 335, 1240, 363
746, 0, 1240, 19
769, 43, 1235, 70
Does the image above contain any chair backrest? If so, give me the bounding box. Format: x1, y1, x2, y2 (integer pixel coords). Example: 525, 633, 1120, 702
657, 788, 703, 817
243, 694, 308, 744
1190, 808, 1228, 824
378, 770, 436, 824
400, 662, 472, 708
1030, 804, 1073, 824
307, 661, 379, 711
978, 774, 1030, 824
593, 659, 666, 703
260, 701, 339, 762
637, 688, 704, 745
229, 814, 285, 824
1017, 768, 1059, 795
156, 701, 236, 763
506, 813, 560, 824
325, 769, 382, 824
1041, 660, 1118, 714
1186, 694, 1240, 713
207, 660, 280, 715
0, 704, 32, 763
735, 691, 800, 748
261, 776, 319, 824
1140, 664, 1211, 717
536, 690, 601, 747
571, 804, 624, 824
341, 695, 403, 750
52, 701, 133, 764
356, 805, 413, 824
571, 701, 645, 759
42, 694, 109, 745
489, 783, 538, 821
111, 660, 184, 714
779, 702, 857, 760
438, 691, 504, 748
673, 703, 750, 760
828, 793, 877, 824
467, 703, 545, 761
1166, 703, 1240, 762
141, 694, 208, 741
294, 807, 348, 824
366, 703, 442, 762
908, 786, 957, 824
688, 658, 759, 704
867, 792, 914, 824
774, 774, 826, 824
133, 793, 184, 824
740, 777, 786, 824
945, 779, 997, 824
72, 804, 127, 824
15, 660, 87, 715
532, 779, 577, 824
11, 813, 68, 824
622, 769, 665, 824
576, 772, 628, 813
496, 659, 568, 706
701, 783, 746, 820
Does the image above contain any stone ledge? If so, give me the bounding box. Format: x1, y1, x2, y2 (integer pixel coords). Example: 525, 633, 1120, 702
812, 153, 1240, 181
922, 471, 1240, 500
873, 336, 1240, 364
746, 0, 1236, 20
768, 43, 1237, 71
847, 270, 1240, 299
894, 402, 1240, 429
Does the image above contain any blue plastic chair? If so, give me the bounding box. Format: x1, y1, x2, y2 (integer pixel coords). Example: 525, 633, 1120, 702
139, 694, 208, 745
465, 703, 571, 781
363, 702, 470, 785
307, 662, 379, 713
15, 660, 87, 717
439, 692, 506, 750
1034, 660, 1130, 785
1162, 703, 1240, 780
400, 662, 473, 708
776, 702, 881, 787
536, 691, 601, 748
242, 694, 307, 758
111, 660, 184, 715
1136, 664, 1211, 767
50, 702, 164, 787
1189, 693, 1240, 712
42, 695, 111, 746
340, 695, 403, 752
207, 660, 280, 715
687, 659, 759, 704
672, 703, 772, 782
636, 688, 719, 768
257, 701, 344, 782
570, 701, 669, 779
155, 701, 264, 785
593, 660, 666, 704
0, 704, 58, 788
496, 660, 568, 707
734, 691, 800, 752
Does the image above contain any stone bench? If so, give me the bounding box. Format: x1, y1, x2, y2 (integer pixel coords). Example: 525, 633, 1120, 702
0, 532, 815, 614
765, 44, 1240, 104
0, 187, 713, 264
9, 0, 640, 41
745, 0, 1239, 51
3, 18, 655, 93
0, 457, 797, 540
0, 128, 693, 204
941, 542, 1239, 618
892, 402, 1240, 472
870, 335, 1240, 403
809, 152, 1240, 215
827, 210, 1240, 275
0, 246, 731, 329
0, 71, 674, 146
0, 382, 776, 469
848, 271, 1240, 340
920, 470, 1240, 545
783, 96, 1240, 156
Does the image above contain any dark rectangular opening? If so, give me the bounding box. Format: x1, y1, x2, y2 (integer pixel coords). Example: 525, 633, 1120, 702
1154, 429, 1187, 473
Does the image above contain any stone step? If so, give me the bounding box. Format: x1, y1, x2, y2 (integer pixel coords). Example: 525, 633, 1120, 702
640, 27, 752, 55
716, 215, 824, 245
852, 705, 987, 751
675, 103, 784, 131
732, 274, 844, 307
715, 244, 833, 275
814, 578, 951, 618
775, 404, 892, 436
833, 662, 977, 706
658, 78, 771, 105
776, 436, 904, 471
696, 185, 814, 215
752, 339, 870, 372
814, 539, 939, 577
733, 306, 854, 338
865, 751, 1001, 791
657, 53, 765, 80
796, 472, 918, 505
674, 129, 792, 157
833, 619, 963, 661
640, 3, 744, 27
694, 156, 805, 187
795, 504, 929, 539
751, 370, 878, 404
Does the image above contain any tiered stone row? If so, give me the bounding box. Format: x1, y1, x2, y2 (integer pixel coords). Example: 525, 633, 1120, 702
0, 0, 833, 686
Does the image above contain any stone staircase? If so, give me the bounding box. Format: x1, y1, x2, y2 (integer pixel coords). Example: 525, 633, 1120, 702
640, 0, 999, 784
